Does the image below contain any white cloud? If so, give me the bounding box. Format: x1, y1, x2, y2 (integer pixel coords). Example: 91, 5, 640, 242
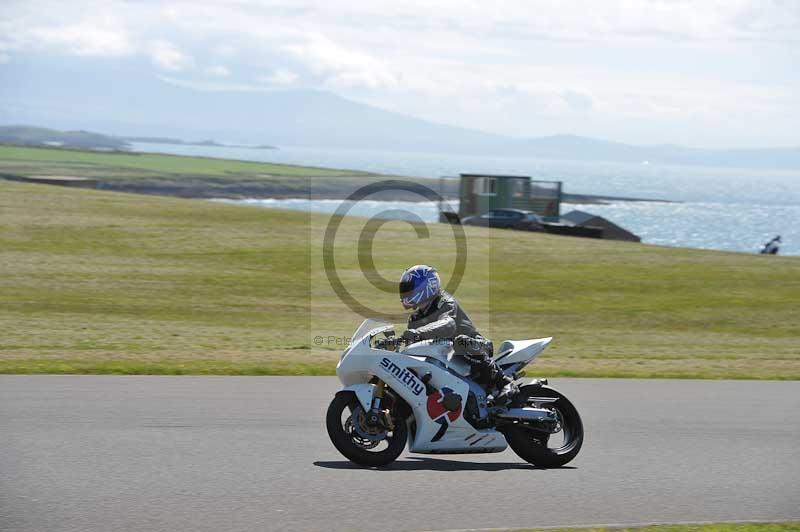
205, 64, 231, 77
282, 34, 397, 89
0, 0, 797, 146
18, 25, 134, 57
159, 76, 267, 92
148, 39, 192, 71
562, 90, 593, 113
260, 68, 299, 86
211, 43, 238, 59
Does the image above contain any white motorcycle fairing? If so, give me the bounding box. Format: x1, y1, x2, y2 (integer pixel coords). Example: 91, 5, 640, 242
336, 321, 550, 454
402, 339, 472, 376
495, 337, 553, 370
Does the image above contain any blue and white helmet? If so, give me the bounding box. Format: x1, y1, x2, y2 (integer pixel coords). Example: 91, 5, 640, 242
399, 265, 441, 309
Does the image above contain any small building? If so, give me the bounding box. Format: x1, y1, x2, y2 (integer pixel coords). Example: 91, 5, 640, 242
561, 210, 641, 242
456, 174, 562, 222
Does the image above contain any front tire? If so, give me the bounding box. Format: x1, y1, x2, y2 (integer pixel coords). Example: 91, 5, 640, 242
326, 392, 407, 467
502, 385, 583, 468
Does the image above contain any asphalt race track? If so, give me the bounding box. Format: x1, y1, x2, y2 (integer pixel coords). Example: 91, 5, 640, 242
2, 376, 799, 532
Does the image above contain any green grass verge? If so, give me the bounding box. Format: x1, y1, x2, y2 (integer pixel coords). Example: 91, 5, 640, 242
0, 144, 423, 199
1, 179, 799, 377
513, 522, 800, 532
0, 144, 371, 179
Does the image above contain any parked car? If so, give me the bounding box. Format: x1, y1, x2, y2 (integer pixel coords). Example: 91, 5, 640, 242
462, 209, 544, 230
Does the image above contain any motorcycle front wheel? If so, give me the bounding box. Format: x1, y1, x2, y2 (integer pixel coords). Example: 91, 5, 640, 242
326, 391, 407, 467
502, 385, 583, 468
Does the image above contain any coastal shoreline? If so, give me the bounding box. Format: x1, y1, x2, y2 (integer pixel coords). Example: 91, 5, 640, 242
0, 144, 678, 204
96, 179, 677, 204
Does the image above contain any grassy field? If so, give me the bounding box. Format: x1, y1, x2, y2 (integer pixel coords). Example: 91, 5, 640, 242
0, 144, 391, 198
1, 179, 799, 377
513, 523, 800, 532
0, 144, 371, 179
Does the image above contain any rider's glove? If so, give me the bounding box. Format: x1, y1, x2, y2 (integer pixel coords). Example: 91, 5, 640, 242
375, 338, 397, 351
401, 329, 421, 343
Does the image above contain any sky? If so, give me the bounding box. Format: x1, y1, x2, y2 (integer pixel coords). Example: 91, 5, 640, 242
0, 0, 798, 148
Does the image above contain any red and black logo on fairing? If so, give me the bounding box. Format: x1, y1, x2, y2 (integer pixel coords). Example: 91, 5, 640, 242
426, 387, 462, 442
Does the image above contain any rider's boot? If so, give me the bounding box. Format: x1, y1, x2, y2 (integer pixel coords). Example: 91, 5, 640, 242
476, 358, 512, 393
480, 360, 516, 406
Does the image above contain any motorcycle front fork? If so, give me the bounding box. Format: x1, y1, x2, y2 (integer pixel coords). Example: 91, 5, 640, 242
366, 379, 386, 427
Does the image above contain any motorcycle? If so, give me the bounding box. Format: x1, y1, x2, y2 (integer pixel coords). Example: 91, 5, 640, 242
326, 319, 583, 467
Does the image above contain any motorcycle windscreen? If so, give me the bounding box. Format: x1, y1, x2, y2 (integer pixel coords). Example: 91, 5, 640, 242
351, 319, 393, 346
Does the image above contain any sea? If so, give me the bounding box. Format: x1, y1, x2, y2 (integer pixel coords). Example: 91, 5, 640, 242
130, 142, 800, 256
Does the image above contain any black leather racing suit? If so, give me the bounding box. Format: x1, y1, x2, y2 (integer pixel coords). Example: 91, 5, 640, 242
406, 292, 501, 386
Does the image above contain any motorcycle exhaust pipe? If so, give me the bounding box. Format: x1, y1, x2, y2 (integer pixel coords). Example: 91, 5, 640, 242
496, 407, 556, 423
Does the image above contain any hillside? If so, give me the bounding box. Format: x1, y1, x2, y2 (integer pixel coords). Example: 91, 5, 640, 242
1, 179, 798, 378
2, 59, 800, 168
0, 62, 510, 155
0, 145, 389, 198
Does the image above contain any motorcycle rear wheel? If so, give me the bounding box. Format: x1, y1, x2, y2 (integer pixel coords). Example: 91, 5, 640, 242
502, 385, 583, 468
326, 392, 407, 467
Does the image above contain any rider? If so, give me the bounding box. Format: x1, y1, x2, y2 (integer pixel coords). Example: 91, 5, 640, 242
398, 264, 509, 390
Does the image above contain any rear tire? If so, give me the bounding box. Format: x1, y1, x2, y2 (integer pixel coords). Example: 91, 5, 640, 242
326, 392, 407, 467
502, 385, 583, 468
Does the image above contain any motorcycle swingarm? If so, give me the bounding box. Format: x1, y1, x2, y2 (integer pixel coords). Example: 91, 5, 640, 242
510, 378, 559, 403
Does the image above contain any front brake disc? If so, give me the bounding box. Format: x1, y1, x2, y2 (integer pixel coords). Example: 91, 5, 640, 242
350, 406, 388, 442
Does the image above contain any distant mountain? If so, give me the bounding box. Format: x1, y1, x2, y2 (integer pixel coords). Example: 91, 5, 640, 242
1, 62, 798, 169
0, 62, 509, 154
